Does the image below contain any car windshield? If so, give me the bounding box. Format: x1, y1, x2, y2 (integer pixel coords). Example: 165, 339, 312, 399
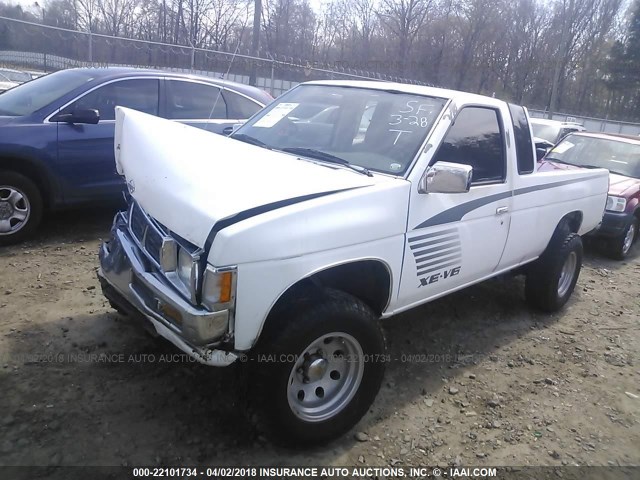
0, 69, 31, 83
546, 135, 640, 178
531, 123, 561, 144
0, 70, 96, 116
234, 84, 447, 175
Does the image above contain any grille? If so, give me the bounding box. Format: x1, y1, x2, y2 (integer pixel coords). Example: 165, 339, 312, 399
145, 229, 162, 263
128, 202, 165, 267
130, 203, 146, 242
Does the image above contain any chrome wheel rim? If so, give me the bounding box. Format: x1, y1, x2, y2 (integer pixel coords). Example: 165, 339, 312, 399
558, 251, 577, 297
287, 332, 364, 423
622, 223, 636, 255
0, 186, 30, 236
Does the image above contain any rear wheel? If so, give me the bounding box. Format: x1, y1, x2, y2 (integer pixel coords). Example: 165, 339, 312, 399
608, 218, 637, 260
0, 171, 43, 246
525, 231, 583, 312
250, 288, 385, 444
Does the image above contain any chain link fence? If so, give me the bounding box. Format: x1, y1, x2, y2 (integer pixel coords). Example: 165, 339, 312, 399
2, 15, 640, 133
0, 16, 430, 96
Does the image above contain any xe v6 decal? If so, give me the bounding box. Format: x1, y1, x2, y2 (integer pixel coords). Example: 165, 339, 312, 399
413, 174, 605, 230
408, 228, 463, 287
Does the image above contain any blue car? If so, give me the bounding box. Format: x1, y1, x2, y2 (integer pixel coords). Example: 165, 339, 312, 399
0, 67, 272, 245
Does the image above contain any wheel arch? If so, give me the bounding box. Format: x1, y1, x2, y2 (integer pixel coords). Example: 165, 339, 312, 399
562, 210, 583, 234
535, 211, 583, 261
0, 156, 56, 207
256, 258, 393, 344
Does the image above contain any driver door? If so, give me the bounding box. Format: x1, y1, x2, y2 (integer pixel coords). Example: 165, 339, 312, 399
55, 78, 160, 201
397, 105, 513, 308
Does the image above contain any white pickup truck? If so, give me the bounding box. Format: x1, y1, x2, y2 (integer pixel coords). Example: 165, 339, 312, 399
98, 81, 609, 444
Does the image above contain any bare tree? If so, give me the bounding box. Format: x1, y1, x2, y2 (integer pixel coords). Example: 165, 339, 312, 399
378, 0, 431, 74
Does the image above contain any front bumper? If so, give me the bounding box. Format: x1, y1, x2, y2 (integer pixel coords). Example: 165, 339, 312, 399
98, 212, 237, 366
588, 211, 631, 239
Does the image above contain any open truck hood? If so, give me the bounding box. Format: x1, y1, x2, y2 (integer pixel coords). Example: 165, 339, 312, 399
114, 107, 379, 248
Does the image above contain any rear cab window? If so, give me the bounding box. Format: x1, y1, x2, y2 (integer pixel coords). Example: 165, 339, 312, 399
508, 104, 535, 175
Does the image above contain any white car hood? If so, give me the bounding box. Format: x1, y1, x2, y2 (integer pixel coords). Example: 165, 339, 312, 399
114, 107, 380, 248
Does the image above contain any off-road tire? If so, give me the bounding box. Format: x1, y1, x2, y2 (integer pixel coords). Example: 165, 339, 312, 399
0, 171, 43, 246
525, 231, 583, 312
249, 287, 385, 445
608, 217, 638, 260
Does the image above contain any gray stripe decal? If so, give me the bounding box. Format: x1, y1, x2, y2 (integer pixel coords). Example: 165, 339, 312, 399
411, 237, 460, 252
413, 174, 604, 230
416, 253, 462, 270
409, 226, 463, 278
414, 243, 461, 260
414, 191, 511, 229
409, 235, 459, 250
408, 228, 458, 242
415, 248, 462, 265
512, 174, 603, 196
417, 260, 461, 276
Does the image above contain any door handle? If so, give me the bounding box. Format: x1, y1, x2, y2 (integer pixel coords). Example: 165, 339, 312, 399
496, 206, 509, 215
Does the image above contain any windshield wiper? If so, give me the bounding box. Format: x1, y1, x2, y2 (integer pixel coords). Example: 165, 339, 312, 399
231, 133, 271, 150
280, 147, 373, 177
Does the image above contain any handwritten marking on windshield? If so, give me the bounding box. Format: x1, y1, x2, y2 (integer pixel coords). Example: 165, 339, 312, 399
389, 129, 411, 144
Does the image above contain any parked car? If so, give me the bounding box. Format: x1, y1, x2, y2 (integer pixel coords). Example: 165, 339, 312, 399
539, 132, 640, 259
98, 81, 609, 444
24, 70, 46, 80
0, 68, 32, 85
0, 67, 272, 245
530, 118, 585, 145
0, 73, 19, 94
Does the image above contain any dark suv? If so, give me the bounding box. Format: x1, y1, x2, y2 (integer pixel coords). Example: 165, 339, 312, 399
0, 68, 272, 245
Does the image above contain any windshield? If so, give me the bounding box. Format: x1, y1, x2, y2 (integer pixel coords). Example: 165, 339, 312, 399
234, 84, 447, 175
0, 69, 97, 116
546, 135, 640, 178
0, 69, 31, 83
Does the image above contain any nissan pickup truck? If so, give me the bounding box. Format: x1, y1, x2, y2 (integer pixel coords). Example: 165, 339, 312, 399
97, 81, 609, 444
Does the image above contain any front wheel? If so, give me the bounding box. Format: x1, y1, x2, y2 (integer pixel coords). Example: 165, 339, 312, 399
0, 171, 43, 246
608, 218, 637, 260
251, 288, 386, 444
525, 232, 583, 312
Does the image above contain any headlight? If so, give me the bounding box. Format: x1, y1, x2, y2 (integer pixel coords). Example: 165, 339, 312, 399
605, 196, 626, 212
177, 248, 197, 295
202, 267, 237, 311
159, 238, 177, 272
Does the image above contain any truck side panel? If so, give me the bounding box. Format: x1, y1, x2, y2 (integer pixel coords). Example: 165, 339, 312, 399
498, 170, 609, 268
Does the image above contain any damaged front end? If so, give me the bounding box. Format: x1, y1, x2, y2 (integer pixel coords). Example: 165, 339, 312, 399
98, 202, 238, 367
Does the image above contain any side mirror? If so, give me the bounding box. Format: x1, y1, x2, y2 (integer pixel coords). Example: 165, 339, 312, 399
536, 147, 548, 162
418, 161, 472, 194
534, 139, 554, 162
52, 109, 100, 125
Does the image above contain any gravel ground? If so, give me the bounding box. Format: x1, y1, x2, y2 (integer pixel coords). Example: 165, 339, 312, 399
0, 209, 638, 474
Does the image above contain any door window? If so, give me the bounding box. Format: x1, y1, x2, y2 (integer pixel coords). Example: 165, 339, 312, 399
165, 80, 227, 120
62, 79, 159, 121
433, 107, 506, 184
223, 90, 262, 119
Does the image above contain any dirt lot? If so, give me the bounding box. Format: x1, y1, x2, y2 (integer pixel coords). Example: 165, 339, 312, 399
0, 209, 639, 474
